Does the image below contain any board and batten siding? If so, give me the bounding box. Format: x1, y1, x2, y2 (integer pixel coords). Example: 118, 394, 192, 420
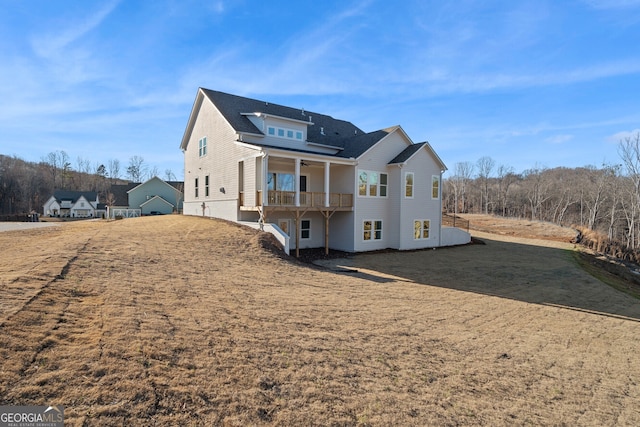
183, 97, 257, 220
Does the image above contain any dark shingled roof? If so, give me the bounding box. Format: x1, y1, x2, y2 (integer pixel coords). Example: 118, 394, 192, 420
53, 190, 98, 203
388, 142, 428, 164
107, 183, 138, 206
200, 89, 382, 157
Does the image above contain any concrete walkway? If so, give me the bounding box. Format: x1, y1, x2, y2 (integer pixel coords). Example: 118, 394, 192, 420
0, 222, 60, 232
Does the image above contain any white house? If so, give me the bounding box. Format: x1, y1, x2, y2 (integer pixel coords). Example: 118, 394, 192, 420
43, 190, 105, 218
180, 88, 470, 255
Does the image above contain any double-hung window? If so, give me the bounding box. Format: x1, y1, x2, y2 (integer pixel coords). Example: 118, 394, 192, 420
363, 220, 383, 241
301, 219, 311, 239
358, 170, 388, 198
205, 175, 210, 197
413, 220, 430, 239
198, 137, 207, 157
195, 178, 199, 198
405, 172, 414, 198
432, 175, 440, 199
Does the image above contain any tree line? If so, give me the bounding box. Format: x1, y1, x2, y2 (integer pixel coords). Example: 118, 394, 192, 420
443, 132, 640, 254
0, 151, 178, 215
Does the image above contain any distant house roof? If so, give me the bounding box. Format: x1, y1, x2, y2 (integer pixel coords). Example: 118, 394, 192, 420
53, 190, 97, 203
107, 183, 138, 206
127, 176, 184, 194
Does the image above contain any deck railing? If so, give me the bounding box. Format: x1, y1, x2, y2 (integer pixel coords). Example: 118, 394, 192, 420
442, 213, 470, 231
252, 191, 353, 208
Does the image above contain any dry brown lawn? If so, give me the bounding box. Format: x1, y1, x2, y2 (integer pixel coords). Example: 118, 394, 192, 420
1, 215, 639, 426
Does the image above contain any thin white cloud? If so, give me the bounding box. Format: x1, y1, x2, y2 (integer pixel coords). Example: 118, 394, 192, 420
546, 134, 574, 144
583, 0, 640, 9
607, 129, 640, 143
30, 0, 121, 59
182, 0, 374, 97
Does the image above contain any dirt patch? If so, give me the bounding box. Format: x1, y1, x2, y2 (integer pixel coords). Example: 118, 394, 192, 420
460, 213, 578, 242
1, 215, 640, 426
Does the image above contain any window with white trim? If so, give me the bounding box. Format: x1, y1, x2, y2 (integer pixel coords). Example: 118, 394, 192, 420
198, 137, 207, 157
432, 175, 440, 199
358, 170, 388, 198
267, 126, 304, 141
301, 219, 311, 239
413, 220, 431, 239
363, 220, 383, 241
194, 178, 199, 198
405, 172, 414, 198
205, 175, 210, 197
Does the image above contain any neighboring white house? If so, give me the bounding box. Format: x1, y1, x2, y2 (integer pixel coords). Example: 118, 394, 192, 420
43, 190, 105, 218
44, 178, 184, 220
180, 88, 470, 255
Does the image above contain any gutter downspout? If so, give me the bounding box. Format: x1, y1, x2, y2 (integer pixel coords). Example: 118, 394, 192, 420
439, 169, 444, 247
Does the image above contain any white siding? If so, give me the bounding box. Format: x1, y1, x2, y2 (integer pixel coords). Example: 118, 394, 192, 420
353, 131, 407, 252
183, 97, 258, 220
397, 148, 443, 250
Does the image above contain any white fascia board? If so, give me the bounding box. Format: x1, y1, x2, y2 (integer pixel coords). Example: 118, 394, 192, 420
306, 141, 344, 151
241, 112, 314, 126
266, 148, 356, 165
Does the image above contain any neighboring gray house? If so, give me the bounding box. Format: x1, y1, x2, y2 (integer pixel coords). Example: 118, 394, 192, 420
180, 88, 470, 255
43, 190, 106, 218
127, 176, 184, 215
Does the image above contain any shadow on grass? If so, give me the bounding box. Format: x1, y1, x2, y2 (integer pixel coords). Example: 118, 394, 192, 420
320, 237, 640, 322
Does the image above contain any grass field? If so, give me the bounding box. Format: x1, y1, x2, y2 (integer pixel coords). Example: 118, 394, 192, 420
1, 215, 639, 426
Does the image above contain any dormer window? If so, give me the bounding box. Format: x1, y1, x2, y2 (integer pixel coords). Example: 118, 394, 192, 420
267, 126, 304, 141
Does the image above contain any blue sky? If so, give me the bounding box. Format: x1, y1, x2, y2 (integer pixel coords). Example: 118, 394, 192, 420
1, 0, 639, 180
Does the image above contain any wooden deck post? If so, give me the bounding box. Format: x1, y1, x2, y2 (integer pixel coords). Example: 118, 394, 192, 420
294, 210, 300, 258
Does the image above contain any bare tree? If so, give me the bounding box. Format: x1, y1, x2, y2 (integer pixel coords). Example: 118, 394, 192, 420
126, 156, 146, 183
476, 156, 495, 214
147, 165, 159, 181
108, 158, 121, 183
618, 132, 640, 248
44, 150, 69, 189
522, 165, 551, 221
496, 164, 517, 216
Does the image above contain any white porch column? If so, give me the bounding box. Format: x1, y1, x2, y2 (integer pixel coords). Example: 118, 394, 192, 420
295, 158, 301, 207
263, 154, 269, 206
324, 161, 330, 207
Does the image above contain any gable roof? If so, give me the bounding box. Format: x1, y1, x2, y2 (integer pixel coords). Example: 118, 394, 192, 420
388, 141, 447, 171
127, 176, 183, 194
140, 195, 174, 209
199, 89, 365, 149
53, 190, 98, 203
182, 88, 445, 166
108, 183, 139, 206
389, 142, 428, 164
